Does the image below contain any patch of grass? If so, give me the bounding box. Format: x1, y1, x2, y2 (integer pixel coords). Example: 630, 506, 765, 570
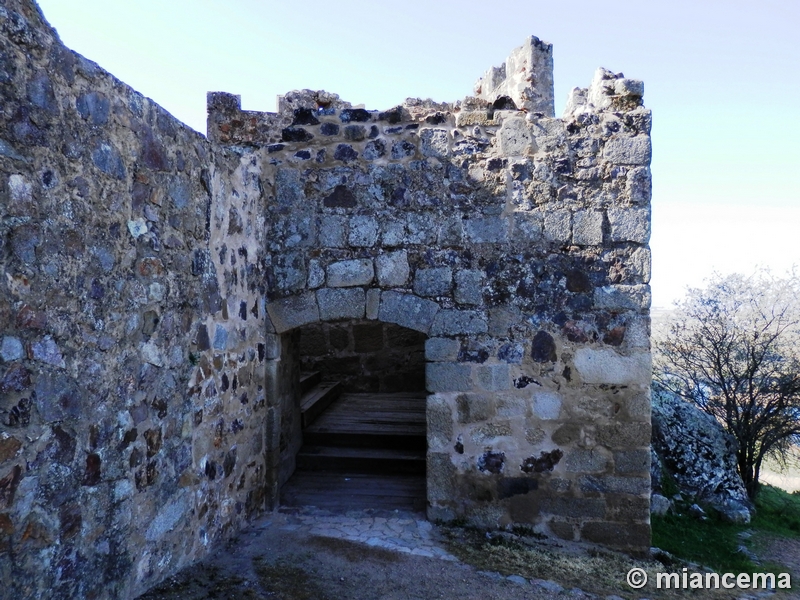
752, 484, 800, 537
442, 526, 734, 600
652, 512, 754, 573
659, 466, 681, 499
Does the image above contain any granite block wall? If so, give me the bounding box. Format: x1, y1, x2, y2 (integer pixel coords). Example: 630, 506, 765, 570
0, 2, 271, 597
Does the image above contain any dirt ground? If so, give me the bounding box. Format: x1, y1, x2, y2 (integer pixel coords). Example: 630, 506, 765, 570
755, 534, 800, 599
138, 510, 797, 600
137, 512, 596, 600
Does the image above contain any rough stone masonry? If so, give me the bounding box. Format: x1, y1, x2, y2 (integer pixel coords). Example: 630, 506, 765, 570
0, 0, 652, 597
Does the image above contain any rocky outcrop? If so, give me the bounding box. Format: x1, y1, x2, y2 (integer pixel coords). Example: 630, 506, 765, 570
651, 391, 752, 523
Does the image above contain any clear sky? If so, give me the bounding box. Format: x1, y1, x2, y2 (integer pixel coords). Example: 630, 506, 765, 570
35, 0, 800, 307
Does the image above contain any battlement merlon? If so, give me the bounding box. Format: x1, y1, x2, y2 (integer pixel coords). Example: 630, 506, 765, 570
474, 35, 555, 117
206, 37, 648, 147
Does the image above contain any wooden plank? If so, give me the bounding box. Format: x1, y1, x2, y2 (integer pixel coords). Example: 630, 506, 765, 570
296, 445, 425, 474
299, 371, 321, 396
300, 381, 342, 428
280, 471, 426, 512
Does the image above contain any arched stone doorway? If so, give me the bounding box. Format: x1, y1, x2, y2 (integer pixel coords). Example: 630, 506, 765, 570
262, 290, 440, 514
281, 319, 428, 512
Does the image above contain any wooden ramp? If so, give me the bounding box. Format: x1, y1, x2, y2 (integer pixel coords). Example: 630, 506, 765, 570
280, 390, 427, 513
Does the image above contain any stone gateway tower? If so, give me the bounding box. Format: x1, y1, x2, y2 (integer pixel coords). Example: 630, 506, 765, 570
0, 2, 652, 597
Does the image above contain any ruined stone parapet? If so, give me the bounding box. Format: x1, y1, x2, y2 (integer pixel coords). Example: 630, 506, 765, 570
474, 36, 555, 117
564, 67, 646, 117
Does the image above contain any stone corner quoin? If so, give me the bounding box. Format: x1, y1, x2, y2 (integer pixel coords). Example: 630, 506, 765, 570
0, 1, 652, 596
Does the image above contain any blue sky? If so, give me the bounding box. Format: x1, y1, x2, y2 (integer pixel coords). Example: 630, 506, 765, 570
35, 0, 800, 307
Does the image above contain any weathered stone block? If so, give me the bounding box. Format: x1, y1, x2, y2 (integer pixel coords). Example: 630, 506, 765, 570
413, 267, 452, 297
378, 291, 439, 333
263, 334, 281, 360
542, 210, 571, 243
365, 289, 381, 320
597, 422, 652, 450
430, 310, 488, 336
266, 292, 320, 333
540, 497, 606, 519
488, 306, 521, 337
427, 453, 456, 503
476, 364, 510, 391
420, 128, 450, 157
381, 221, 405, 247
327, 259, 374, 287
434, 216, 462, 248
614, 449, 651, 474
348, 215, 379, 247
512, 211, 543, 243
307, 259, 325, 288
319, 216, 346, 247
454, 270, 483, 305
573, 348, 651, 386
605, 494, 651, 522
626, 167, 652, 204
548, 521, 576, 541
425, 337, 461, 362
581, 521, 650, 552
593, 284, 651, 311
498, 117, 535, 156
455, 111, 493, 127
317, 288, 365, 321
427, 363, 473, 393
427, 395, 454, 450
572, 210, 604, 245
565, 449, 609, 473
532, 391, 562, 420
465, 216, 508, 243
603, 135, 652, 166
145, 491, 189, 542
614, 78, 644, 96
376, 250, 410, 287
607, 207, 650, 244
456, 393, 495, 423
579, 475, 650, 495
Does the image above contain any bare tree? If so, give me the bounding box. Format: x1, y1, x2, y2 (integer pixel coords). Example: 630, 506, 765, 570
654, 269, 800, 498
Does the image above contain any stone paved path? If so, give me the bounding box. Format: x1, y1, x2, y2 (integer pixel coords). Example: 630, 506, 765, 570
277, 507, 456, 560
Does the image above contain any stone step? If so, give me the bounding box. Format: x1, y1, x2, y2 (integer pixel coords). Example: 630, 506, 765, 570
280, 471, 427, 513
299, 381, 342, 428
299, 371, 321, 396
295, 445, 426, 474
303, 391, 426, 449
302, 429, 427, 450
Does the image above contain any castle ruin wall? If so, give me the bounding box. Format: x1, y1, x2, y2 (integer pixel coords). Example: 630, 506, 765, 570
1, 1, 653, 597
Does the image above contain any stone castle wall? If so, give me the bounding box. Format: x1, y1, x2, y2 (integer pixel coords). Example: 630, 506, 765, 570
0, 2, 272, 597
1, 2, 653, 597
212, 55, 652, 549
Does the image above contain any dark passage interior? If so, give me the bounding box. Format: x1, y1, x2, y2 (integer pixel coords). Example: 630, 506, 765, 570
280, 321, 428, 513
